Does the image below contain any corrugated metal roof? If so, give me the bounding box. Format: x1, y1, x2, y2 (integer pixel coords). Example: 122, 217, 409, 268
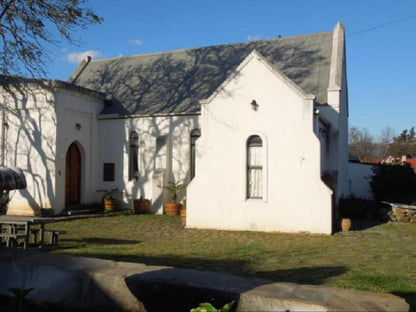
72, 31, 333, 116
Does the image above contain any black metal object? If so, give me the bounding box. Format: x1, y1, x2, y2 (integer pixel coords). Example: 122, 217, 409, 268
0, 167, 26, 215
0, 166, 26, 190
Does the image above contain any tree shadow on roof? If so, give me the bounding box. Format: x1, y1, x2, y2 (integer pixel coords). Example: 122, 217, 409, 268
74, 33, 332, 116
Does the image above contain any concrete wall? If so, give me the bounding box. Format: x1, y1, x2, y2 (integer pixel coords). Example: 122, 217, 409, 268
187, 51, 333, 234
96, 114, 199, 212
349, 162, 374, 199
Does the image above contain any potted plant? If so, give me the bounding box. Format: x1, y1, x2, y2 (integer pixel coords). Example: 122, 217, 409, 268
339, 198, 352, 232
131, 196, 151, 214
99, 188, 122, 211
180, 197, 187, 224
161, 181, 186, 216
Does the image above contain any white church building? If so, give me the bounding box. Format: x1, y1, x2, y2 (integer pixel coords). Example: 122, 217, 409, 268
0, 23, 349, 234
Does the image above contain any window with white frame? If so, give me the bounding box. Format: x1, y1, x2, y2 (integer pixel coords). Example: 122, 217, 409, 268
129, 131, 139, 180
247, 135, 263, 199
190, 129, 201, 180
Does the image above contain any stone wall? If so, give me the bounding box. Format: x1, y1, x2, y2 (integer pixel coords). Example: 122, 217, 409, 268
388, 204, 416, 222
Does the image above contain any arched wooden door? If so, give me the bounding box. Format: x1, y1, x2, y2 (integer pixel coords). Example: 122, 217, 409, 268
65, 142, 81, 207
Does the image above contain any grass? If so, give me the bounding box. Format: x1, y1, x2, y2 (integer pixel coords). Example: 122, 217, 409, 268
48, 211, 416, 308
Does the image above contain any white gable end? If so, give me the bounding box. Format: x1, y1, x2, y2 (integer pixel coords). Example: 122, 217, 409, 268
187, 50, 333, 234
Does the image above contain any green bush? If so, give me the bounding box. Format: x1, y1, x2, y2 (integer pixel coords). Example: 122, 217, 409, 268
369, 163, 416, 204
339, 197, 389, 221
190, 301, 234, 312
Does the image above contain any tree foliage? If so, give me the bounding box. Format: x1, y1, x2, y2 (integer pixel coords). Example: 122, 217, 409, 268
0, 0, 102, 76
388, 127, 416, 157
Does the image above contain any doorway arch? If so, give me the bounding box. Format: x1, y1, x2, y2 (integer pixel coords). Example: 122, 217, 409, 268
65, 142, 82, 208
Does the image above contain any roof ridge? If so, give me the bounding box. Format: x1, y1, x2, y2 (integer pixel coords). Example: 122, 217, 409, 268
87, 30, 333, 64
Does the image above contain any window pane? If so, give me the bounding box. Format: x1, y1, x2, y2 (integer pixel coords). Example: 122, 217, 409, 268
248, 145, 262, 166
190, 129, 201, 180
103, 163, 115, 181
247, 135, 263, 199
129, 131, 139, 180
248, 168, 262, 198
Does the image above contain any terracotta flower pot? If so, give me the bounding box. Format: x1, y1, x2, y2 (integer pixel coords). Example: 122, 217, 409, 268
104, 199, 120, 211
132, 201, 151, 214
341, 218, 351, 232
165, 203, 180, 216
180, 209, 186, 224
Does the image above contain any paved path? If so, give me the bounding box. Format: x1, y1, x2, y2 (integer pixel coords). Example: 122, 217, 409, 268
0, 249, 409, 311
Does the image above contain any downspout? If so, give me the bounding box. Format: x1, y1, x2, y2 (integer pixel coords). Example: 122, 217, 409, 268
1, 108, 5, 166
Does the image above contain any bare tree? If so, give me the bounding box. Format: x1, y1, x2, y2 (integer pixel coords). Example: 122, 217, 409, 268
348, 126, 375, 160
377, 126, 395, 158
0, 0, 102, 77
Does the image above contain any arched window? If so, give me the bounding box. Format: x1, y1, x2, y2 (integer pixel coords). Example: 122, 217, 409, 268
247, 135, 262, 198
129, 131, 139, 181
190, 129, 201, 180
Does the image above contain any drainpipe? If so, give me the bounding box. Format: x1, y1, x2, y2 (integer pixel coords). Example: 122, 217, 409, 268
1, 108, 4, 166
1, 108, 7, 166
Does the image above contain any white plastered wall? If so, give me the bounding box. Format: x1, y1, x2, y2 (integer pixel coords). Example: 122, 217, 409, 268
324, 22, 350, 201
187, 52, 333, 234
0, 85, 57, 216
96, 114, 199, 213
349, 162, 373, 199
54, 88, 104, 214
0, 84, 104, 216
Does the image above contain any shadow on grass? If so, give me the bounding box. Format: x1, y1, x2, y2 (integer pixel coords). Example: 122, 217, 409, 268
256, 266, 348, 285
64, 252, 346, 282
59, 237, 141, 248
350, 218, 385, 231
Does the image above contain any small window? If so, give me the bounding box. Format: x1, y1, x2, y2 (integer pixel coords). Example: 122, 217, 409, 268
129, 131, 139, 180
190, 129, 201, 180
103, 163, 115, 181
247, 135, 262, 198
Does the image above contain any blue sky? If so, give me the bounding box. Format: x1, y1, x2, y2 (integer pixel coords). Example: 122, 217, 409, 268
45, 0, 416, 138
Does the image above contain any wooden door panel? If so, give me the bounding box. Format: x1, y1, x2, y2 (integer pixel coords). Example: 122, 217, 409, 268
65, 142, 81, 206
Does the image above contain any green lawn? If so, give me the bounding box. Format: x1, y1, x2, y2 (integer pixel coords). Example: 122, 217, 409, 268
50, 212, 416, 308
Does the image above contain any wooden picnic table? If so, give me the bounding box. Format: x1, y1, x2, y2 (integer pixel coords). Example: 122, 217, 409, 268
0, 216, 64, 249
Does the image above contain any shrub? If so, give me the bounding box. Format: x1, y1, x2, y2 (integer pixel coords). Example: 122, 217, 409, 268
369, 163, 416, 204
339, 197, 389, 221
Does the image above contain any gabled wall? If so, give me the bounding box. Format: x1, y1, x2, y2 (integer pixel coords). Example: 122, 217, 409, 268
187, 52, 333, 234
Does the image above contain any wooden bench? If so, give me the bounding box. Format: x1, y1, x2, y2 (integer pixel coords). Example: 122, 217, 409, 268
43, 230, 67, 246
0, 233, 28, 248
